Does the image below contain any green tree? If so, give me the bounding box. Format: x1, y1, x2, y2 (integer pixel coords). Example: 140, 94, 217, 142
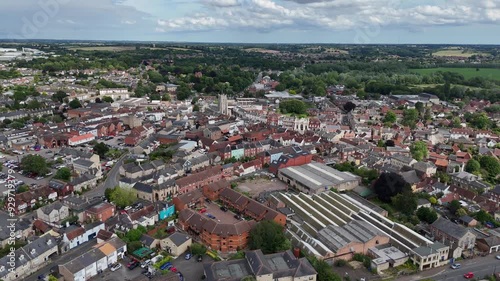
402, 108, 419, 128
109, 186, 137, 208
392, 192, 418, 216
102, 96, 114, 103
125, 228, 144, 242
415, 102, 425, 116
48, 275, 58, 281
148, 70, 164, 83
249, 220, 291, 254
193, 104, 200, 111
93, 142, 110, 158
16, 185, 29, 193
69, 98, 82, 109
306, 256, 342, 281
279, 100, 308, 115
20, 155, 49, 176
416, 207, 438, 224
190, 243, 207, 255
449, 200, 462, 214
55, 167, 72, 181
383, 110, 397, 125
479, 156, 500, 178
465, 159, 481, 174
410, 141, 428, 161
429, 197, 437, 205
456, 208, 468, 217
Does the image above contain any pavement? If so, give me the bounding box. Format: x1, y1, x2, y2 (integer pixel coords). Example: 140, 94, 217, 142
172, 253, 206, 281
25, 239, 98, 281
397, 255, 500, 281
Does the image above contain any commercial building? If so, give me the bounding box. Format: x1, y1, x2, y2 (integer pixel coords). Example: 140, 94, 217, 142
278, 163, 361, 194
275, 191, 449, 271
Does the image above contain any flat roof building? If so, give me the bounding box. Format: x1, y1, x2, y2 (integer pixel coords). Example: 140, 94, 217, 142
278, 162, 361, 194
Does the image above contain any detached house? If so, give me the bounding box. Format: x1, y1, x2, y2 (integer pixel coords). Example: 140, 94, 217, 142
36, 201, 70, 224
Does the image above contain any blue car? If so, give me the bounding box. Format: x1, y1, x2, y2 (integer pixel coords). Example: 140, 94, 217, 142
160, 262, 172, 271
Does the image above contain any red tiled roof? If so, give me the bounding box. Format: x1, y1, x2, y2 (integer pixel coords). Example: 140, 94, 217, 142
69, 133, 94, 142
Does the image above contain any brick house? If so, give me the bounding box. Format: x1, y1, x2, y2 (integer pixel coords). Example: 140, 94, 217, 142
175, 165, 223, 194
429, 217, 476, 258
218, 188, 286, 226
48, 179, 74, 197
84, 202, 116, 222
172, 189, 205, 211
178, 209, 252, 253
203, 127, 222, 140
269, 152, 312, 174
202, 180, 230, 201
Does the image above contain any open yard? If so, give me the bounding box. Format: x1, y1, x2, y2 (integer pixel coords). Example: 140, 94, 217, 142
410, 67, 500, 81
67, 46, 136, 51
236, 177, 287, 198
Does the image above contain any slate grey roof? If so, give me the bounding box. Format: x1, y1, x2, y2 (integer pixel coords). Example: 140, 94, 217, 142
401, 170, 421, 184
60, 247, 106, 273
38, 201, 65, 215
140, 234, 157, 247
431, 217, 471, 240
317, 220, 385, 252
166, 232, 191, 246
73, 158, 94, 168
133, 182, 153, 193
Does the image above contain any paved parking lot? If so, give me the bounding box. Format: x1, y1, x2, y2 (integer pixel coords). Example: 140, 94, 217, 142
172, 253, 207, 281
204, 201, 240, 224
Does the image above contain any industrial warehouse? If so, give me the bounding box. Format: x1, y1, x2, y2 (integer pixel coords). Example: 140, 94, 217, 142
272, 191, 451, 272
277, 162, 361, 194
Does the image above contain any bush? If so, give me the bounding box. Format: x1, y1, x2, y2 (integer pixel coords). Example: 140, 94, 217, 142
335, 259, 347, 267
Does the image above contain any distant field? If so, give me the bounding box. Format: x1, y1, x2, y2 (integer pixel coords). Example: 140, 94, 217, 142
67, 46, 136, 51
411, 68, 500, 81
432, 49, 486, 57
244, 48, 280, 54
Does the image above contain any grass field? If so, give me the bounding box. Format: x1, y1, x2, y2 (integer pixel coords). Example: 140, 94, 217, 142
411, 68, 500, 81
67, 46, 136, 51
432, 49, 486, 57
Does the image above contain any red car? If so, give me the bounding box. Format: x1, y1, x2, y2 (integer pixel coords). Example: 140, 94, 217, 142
464, 272, 474, 279
199, 208, 207, 214
171, 267, 177, 273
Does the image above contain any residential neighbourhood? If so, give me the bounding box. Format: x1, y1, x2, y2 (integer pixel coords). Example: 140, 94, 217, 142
0, 41, 500, 281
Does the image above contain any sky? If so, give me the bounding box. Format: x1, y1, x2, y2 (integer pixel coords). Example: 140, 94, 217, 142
0, 0, 499, 44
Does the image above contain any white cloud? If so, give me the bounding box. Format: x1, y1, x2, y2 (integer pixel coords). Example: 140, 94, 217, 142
156, 0, 500, 33
122, 20, 137, 24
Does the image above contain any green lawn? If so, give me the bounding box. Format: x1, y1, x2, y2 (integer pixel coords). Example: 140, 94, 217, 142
411, 68, 500, 81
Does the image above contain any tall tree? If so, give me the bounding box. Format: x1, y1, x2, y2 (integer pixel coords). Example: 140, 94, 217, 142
465, 159, 481, 174
109, 186, 137, 208
249, 220, 291, 254
343, 101, 356, 112
20, 155, 49, 176
373, 172, 411, 202
54, 167, 72, 181
69, 98, 82, 109
410, 141, 428, 161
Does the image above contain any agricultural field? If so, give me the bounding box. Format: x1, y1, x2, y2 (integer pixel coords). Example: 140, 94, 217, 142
66, 46, 136, 51
411, 67, 500, 81
432, 48, 488, 57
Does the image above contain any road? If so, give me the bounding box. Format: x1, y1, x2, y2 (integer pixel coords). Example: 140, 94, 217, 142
25, 239, 98, 281
86, 152, 128, 198
398, 255, 500, 281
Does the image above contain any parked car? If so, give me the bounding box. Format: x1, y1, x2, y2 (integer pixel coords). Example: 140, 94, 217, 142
496, 255, 500, 260
220, 206, 228, 212
197, 255, 203, 262
464, 272, 474, 279
160, 262, 172, 271
450, 263, 461, 269
185, 253, 192, 260
199, 208, 207, 214
127, 260, 139, 269
110, 263, 122, 272
141, 259, 151, 268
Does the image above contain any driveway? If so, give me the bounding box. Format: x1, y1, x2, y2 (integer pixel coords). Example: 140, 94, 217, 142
89, 256, 144, 281
172, 253, 206, 281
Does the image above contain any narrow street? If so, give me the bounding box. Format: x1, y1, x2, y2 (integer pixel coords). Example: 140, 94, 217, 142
397, 255, 500, 281
86, 152, 128, 198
